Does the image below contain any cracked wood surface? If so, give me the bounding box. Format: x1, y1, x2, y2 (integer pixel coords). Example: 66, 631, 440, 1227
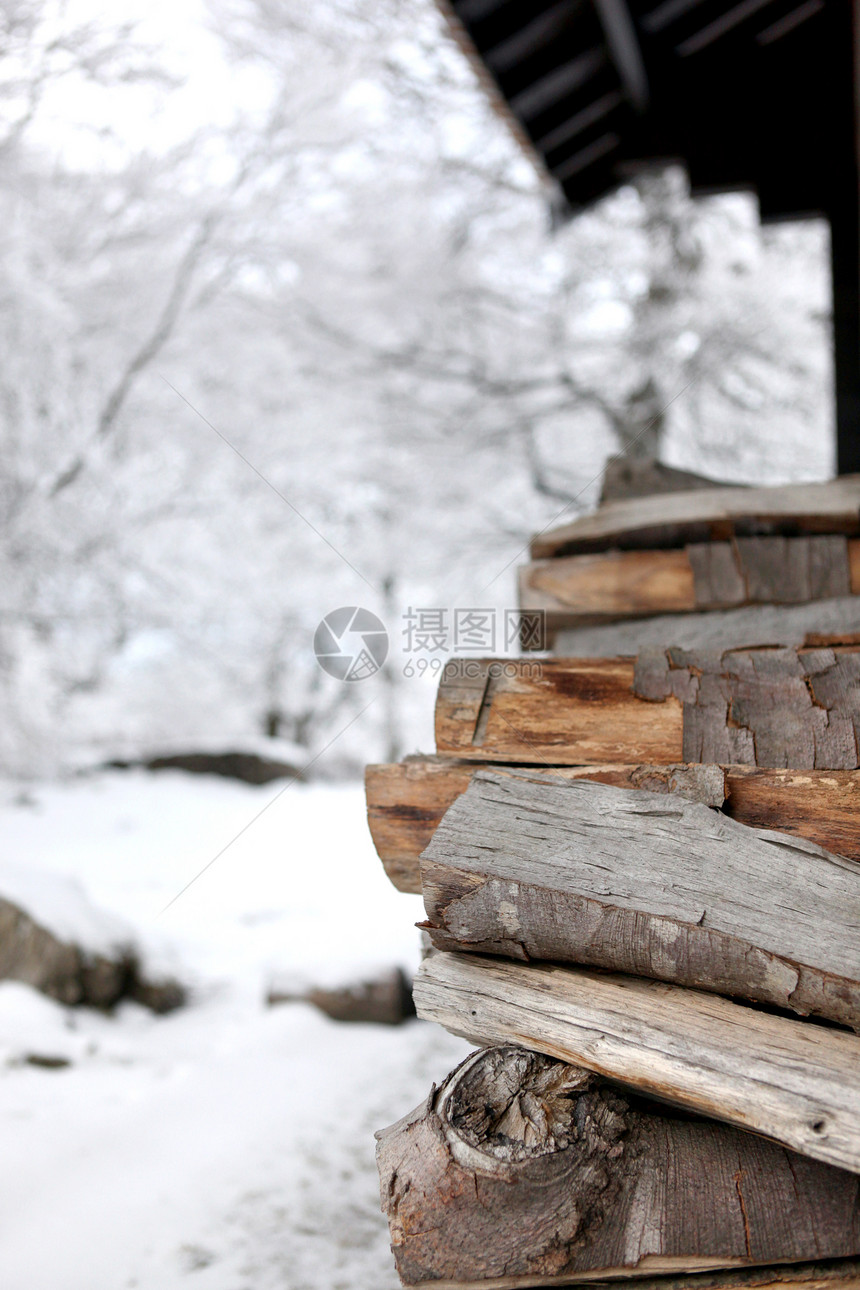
365, 757, 860, 893
435, 648, 860, 768
413, 953, 860, 1174
531, 478, 860, 560
418, 770, 860, 1029
634, 646, 860, 768
365, 758, 725, 893
376, 1045, 860, 1289
435, 658, 683, 764
519, 538, 860, 637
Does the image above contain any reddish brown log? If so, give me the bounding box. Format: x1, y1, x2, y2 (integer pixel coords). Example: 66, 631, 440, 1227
434, 647, 860, 770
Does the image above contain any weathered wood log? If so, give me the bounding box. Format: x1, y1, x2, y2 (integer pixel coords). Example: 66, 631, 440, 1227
520, 538, 860, 637
413, 953, 860, 1174
365, 757, 860, 893
531, 476, 860, 560
419, 770, 860, 1029
377, 1045, 860, 1289
366, 757, 725, 893
552, 598, 860, 656
435, 646, 860, 768
436, 657, 682, 764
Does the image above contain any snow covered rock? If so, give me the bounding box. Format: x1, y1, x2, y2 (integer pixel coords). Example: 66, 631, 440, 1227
104, 735, 305, 785
267, 967, 415, 1025
0, 862, 184, 1012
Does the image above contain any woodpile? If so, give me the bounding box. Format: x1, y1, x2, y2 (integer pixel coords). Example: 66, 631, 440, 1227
521, 476, 860, 648
366, 477, 860, 1289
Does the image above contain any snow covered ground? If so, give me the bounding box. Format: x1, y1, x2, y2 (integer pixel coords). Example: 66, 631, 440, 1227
0, 772, 471, 1290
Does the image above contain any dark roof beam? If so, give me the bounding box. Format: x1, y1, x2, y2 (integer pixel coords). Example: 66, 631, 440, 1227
510, 47, 607, 119
675, 0, 780, 55
452, 0, 511, 25
535, 88, 625, 153
640, 0, 709, 36
594, 0, 650, 108
553, 129, 620, 179
484, 0, 584, 74
755, 0, 824, 46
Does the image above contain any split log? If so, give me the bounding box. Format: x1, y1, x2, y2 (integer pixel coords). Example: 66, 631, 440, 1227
520, 538, 860, 636
377, 1045, 860, 1289
551, 598, 860, 657
435, 646, 860, 768
436, 657, 682, 764
419, 770, 860, 1029
365, 757, 860, 893
531, 476, 860, 560
414, 953, 860, 1174
365, 757, 725, 893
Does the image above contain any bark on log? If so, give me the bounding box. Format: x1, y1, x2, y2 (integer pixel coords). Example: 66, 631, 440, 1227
435, 648, 860, 769
365, 757, 860, 893
552, 598, 860, 657
634, 645, 860, 768
413, 953, 860, 1174
377, 1045, 860, 1289
519, 538, 859, 635
531, 477, 860, 560
418, 770, 860, 1029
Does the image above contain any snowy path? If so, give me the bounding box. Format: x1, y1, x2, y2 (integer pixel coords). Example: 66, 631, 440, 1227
0, 774, 470, 1289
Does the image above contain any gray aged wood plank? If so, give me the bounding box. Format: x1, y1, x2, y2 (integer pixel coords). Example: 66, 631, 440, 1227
687, 542, 746, 606
688, 537, 851, 607
365, 758, 727, 893
735, 537, 851, 604
532, 477, 860, 559
553, 597, 860, 657
419, 770, 860, 1029
413, 953, 860, 1174
377, 1045, 860, 1289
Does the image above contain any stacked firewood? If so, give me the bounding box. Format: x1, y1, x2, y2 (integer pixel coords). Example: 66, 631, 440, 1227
366, 476, 860, 1290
